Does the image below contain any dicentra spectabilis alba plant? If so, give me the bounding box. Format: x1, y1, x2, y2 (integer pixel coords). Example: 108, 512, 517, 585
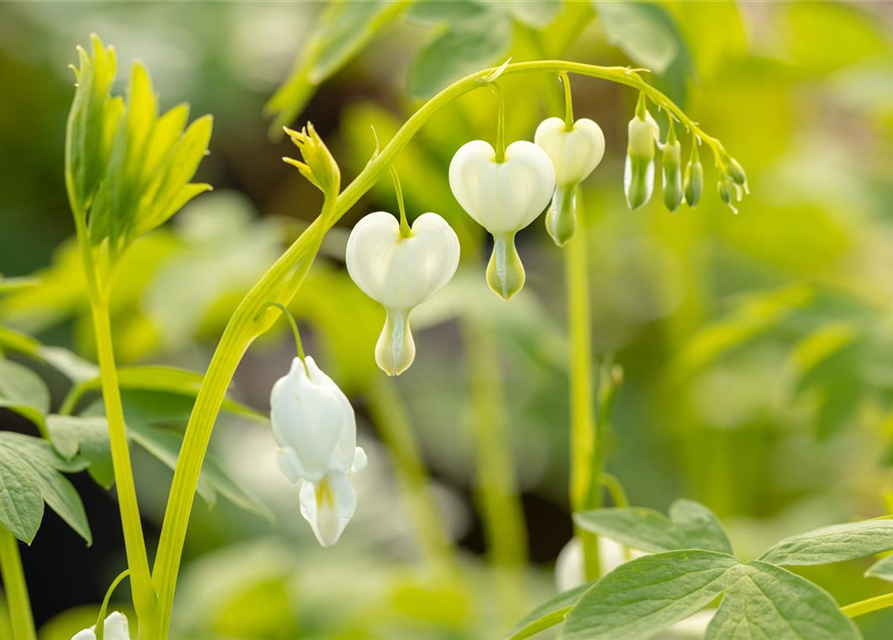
624, 92, 661, 210
534, 74, 606, 246
346, 172, 460, 376
271, 354, 367, 547
449, 85, 555, 300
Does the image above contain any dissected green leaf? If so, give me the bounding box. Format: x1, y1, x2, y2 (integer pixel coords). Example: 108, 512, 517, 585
560, 550, 739, 640
47, 414, 114, 489
510, 1, 562, 28
866, 554, 893, 582
0, 358, 50, 428
574, 498, 733, 555
39, 346, 99, 383
593, 2, 679, 74
25, 458, 91, 545
0, 324, 41, 358
506, 582, 592, 640
409, 8, 512, 100
758, 520, 893, 566
706, 562, 859, 640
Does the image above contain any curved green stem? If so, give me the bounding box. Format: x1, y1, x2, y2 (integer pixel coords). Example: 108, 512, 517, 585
843, 592, 893, 618
565, 188, 600, 580
265, 302, 308, 374
463, 321, 528, 624
389, 166, 411, 238
0, 524, 35, 640
492, 83, 506, 163
560, 72, 574, 130
151, 59, 731, 638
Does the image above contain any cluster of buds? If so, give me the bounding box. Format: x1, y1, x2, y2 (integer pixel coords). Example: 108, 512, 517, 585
624, 91, 745, 215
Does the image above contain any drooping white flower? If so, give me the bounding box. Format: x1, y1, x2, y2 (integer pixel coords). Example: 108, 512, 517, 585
534, 117, 605, 245
271, 356, 367, 546
449, 139, 555, 299
346, 211, 460, 376
534, 117, 605, 187
555, 537, 714, 637
71, 611, 130, 640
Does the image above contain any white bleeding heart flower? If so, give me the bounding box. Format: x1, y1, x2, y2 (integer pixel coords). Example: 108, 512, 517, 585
449, 139, 555, 299
555, 537, 714, 637
534, 117, 606, 245
346, 211, 460, 376
71, 611, 130, 640
271, 356, 367, 546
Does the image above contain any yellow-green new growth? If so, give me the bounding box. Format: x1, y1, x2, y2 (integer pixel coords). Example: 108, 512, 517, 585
283, 122, 341, 198
66, 34, 213, 265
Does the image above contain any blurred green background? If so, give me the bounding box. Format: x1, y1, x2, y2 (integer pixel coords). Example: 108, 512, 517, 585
2, 1, 893, 638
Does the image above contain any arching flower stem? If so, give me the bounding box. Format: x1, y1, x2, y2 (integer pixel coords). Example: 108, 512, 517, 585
265, 302, 309, 375
560, 72, 574, 131
492, 83, 507, 163
389, 166, 412, 239
151, 60, 736, 639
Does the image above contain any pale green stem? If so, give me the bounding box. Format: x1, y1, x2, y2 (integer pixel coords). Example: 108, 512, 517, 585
843, 592, 893, 618
560, 72, 574, 130
152, 60, 730, 638
390, 166, 411, 238
463, 321, 528, 624
565, 187, 600, 580
366, 377, 460, 580
492, 83, 506, 163
0, 525, 35, 640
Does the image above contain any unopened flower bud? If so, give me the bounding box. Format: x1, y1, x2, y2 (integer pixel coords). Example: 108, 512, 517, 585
283, 122, 340, 197
271, 356, 367, 546
717, 177, 738, 214
346, 211, 460, 375
683, 143, 703, 208
661, 123, 683, 213
449, 139, 555, 298
534, 117, 605, 245
624, 94, 659, 210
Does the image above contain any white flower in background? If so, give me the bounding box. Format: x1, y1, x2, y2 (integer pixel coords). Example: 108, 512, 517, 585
71, 611, 130, 640
555, 537, 714, 638
271, 356, 367, 546
449, 139, 555, 299
624, 95, 661, 210
346, 211, 460, 376
534, 116, 606, 245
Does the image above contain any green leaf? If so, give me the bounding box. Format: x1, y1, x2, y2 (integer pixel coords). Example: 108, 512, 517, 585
408, 9, 513, 100
0, 324, 41, 358
0, 448, 44, 544
866, 554, 893, 582
758, 520, 893, 566
0, 277, 40, 296
593, 2, 679, 74
265, 1, 411, 131
506, 582, 592, 640
0, 358, 50, 428
47, 414, 114, 489
574, 498, 733, 554
560, 550, 740, 640
510, 0, 562, 28
706, 561, 859, 640
39, 346, 99, 383
407, 0, 491, 25
0, 433, 91, 544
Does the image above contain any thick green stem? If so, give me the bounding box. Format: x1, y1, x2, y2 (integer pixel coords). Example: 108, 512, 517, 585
89, 300, 158, 635
366, 378, 459, 579
0, 524, 36, 640
151, 60, 728, 638
565, 188, 600, 580
463, 321, 528, 624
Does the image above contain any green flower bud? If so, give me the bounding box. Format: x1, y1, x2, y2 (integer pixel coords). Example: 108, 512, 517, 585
683, 143, 703, 208
717, 177, 738, 214
545, 184, 577, 247
283, 122, 341, 198
661, 123, 683, 213
624, 93, 659, 210
487, 233, 525, 300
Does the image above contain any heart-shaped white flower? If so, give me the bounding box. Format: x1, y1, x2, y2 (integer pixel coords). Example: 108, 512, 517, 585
448, 140, 555, 298
71, 612, 130, 640
534, 117, 605, 186
346, 211, 460, 376
534, 117, 606, 246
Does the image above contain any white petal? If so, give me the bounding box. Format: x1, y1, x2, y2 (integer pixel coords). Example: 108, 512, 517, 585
299, 472, 357, 547
276, 447, 307, 484
346, 211, 460, 310
534, 117, 605, 186
668, 609, 716, 636
449, 139, 555, 235
349, 447, 367, 474
270, 356, 348, 481
71, 631, 96, 640
554, 536, 645, 591
103, 612, 130, 640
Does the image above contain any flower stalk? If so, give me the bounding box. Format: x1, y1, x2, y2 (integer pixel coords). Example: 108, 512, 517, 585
0, 524, 36, 640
